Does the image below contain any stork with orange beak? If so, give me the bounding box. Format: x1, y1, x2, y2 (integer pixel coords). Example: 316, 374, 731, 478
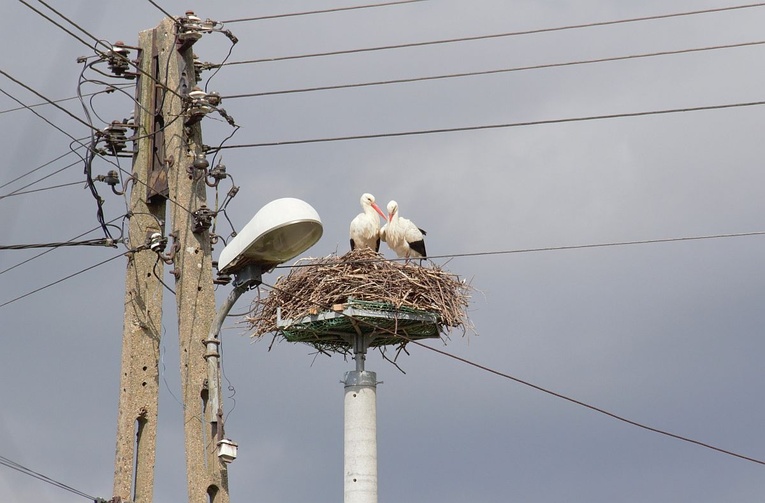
381, 200, 427, 259
349, 193, 387, 252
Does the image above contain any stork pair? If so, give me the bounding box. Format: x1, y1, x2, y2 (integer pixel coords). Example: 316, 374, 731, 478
349, 193, 427, 259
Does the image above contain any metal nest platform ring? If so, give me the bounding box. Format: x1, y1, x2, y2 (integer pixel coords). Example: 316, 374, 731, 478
276, 299, 440, 348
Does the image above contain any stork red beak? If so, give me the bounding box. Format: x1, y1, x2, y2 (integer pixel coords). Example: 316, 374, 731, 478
372, 203, 386, 220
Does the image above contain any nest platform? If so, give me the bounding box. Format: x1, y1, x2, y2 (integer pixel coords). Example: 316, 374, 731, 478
247, 247, 472, 353
277, 299, 440, 348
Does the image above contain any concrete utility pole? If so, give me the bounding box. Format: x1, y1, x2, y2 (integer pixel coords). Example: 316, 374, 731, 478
162, 15, 231, 503
112, 24, 167, 503
114, 15, 229, 503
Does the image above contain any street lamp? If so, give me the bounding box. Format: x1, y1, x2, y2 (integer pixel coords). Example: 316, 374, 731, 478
207, 197, 323, 463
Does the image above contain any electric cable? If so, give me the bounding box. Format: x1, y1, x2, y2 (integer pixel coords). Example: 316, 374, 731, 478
275, 231, 765, 270
0, 250, 127, 309
0, 180, 83, 199
0, 160, 81, 200
152, 254, 176, 295
0, 148, 81, 191
16, 0, 93, 49
19, 0, 184, 104
0, 68, 99, 132
0, 454, 100, 501
34, 0, 112, 53
406, 337, 765, 467
214, 99, 765, 150
221, 0, 427, 23
76, 62, 122, 240
146, 0, 174, 19
257, 279, 765, 467
0, 238, 117, 250
222, 2, 765, 66
0, 85, 133, 116
0, 215, 126, 277
0, 87, 91, 148
223, 39, 765, 100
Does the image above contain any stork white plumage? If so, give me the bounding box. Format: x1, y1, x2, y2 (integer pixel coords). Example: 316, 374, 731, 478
381, 200, 427, 259
349, 193, 386, 252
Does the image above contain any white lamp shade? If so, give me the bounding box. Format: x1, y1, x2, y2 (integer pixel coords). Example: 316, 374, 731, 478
217, 198, 323, 274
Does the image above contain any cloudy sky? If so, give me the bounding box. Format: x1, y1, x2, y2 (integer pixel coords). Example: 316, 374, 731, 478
2, 1, 765, 502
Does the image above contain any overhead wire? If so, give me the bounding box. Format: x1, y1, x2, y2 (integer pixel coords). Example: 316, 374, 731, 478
223, 39, 765, 100
406, 231, 765, 263
0, 179, 83, 200
16, 0, 93, 48
0, 68, 99, 133
221, 0, 427, 23
0, 85, 133, 116
0, 454, 100, 501
405, 337, 765, 467
0, 248, 127, 309
0, 149, 80, 191
214, 100, 765, 150
0, 238, 117, 250
33, 0, 112, 53
146, 0, 174, 19
0, 215, 127, 278
0, 158, 82, 201
274, 231, 765, 271
18, 0, 185, 103
222, 2, 765, 66
257, 279, 765, 467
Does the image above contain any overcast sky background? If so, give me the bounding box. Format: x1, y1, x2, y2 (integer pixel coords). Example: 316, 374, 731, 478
2, 1, 765, 502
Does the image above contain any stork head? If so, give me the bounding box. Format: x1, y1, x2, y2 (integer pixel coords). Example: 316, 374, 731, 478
386, 200, 398, 222
361, 193, 386, 219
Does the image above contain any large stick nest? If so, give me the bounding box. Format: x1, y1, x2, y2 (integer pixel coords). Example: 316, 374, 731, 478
247, 247, 473, 353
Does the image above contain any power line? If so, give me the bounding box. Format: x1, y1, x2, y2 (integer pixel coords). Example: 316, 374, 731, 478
0, 87, 90, 146
224, 39, 765, 100
222, 2, 765, 66
221, 0, 427, 23
0, 149, 80, 191
0, 454, 99, 501
0, 238, 116, 250
16, 0, 93, 49
0, 216, 126, 277
32, 0, 110, 52
0, 154, 82, 200
0, 179, 83, 200
423, 231, 765, 261
406, 337, 765, 467
0, 69, 98, 132
0, 251, 126, 309
146, 0, 174, 19
19, 0, 184, 103
21, 17, 761, 111
276, 231, 765, 270
214, 100, 765, 150
0, 87, 133, 116
258, 280, 765, 467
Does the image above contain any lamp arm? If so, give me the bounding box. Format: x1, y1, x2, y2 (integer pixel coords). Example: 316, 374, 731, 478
205, 285, 245, 440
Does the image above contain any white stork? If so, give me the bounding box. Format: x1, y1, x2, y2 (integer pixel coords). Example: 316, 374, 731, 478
349, 193, 386, 252
381, 200, 427, 259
